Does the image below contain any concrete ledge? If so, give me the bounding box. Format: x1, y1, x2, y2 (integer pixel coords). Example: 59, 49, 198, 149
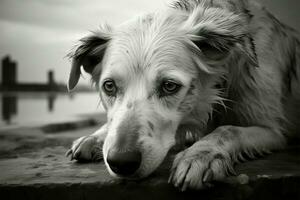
1, 177, 300, 200
0, 126, 300, 200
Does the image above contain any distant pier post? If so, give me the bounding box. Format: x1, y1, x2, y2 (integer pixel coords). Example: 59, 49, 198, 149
2, 56, 17, 86
47, 70, 58, 91
48, 70, 55, 86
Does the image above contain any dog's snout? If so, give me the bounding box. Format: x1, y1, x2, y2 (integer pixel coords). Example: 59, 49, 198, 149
107, 149, 142, 176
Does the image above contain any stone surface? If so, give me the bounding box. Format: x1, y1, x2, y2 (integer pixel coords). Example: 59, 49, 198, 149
0, 121, 299, 200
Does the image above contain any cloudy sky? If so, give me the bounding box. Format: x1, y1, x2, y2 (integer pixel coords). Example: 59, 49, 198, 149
0, 0, 299, 85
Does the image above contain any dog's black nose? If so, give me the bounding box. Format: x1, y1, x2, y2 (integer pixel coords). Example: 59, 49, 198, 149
107, 149, 142, 176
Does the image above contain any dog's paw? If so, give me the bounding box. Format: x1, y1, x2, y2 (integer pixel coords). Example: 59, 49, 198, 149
168, 142, 235, 191
66, 136, 103, 162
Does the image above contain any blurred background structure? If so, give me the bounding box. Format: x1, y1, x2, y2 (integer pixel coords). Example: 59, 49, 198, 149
0, 55, 63, 92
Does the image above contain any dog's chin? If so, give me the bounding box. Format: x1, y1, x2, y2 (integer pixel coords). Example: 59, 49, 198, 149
106, 170, 141, 180
106, 166, 156, 180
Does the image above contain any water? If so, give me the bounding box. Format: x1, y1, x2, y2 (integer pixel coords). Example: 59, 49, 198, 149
0, 92, 105, 128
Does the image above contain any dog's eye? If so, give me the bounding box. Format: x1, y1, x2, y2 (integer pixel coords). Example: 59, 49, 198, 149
160, 80, 181, 96
102, 80, 117, 96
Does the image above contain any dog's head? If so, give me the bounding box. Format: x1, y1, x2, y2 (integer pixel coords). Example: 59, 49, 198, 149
68, 2, 257, 179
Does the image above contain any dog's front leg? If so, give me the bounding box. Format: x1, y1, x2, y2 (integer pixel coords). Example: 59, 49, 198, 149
66, 123, 108, 161
169, 125, 286, 191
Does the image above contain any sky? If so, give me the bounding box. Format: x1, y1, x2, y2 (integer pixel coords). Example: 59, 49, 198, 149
0, 0, 299, 85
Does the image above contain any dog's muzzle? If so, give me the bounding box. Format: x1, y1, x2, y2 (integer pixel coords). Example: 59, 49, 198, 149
107, 149, 142, 176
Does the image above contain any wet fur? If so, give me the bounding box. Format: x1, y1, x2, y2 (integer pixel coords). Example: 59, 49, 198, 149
66, 0, 300, 190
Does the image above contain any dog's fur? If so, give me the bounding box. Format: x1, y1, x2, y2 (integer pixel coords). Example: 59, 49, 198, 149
66, 0, 300, 190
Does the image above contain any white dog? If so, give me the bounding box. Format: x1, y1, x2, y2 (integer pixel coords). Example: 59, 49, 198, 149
66, 0, 300, 191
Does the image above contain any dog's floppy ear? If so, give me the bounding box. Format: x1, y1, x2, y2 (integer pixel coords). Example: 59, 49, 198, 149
68, 27, 111, 91
182, 6, 258, 72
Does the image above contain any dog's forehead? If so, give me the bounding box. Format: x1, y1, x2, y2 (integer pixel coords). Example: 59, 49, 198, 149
101, 12, 197, 83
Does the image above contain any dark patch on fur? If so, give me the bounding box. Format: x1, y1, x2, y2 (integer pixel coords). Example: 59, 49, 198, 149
199, 150, 211, 156
220, 130, 235, 142
139, 141, 145, 149
243, 7, 254, 20
178, 80, 197, 113
216, 138, 224, 146
127, 102, 133, 109
227, 127, 242, 136
148, 121, 155, 131
186, 82, 196, 96
213, 153, 225, 160
147, 91, 155, 100
247, 35, 258, 66
142, 14, 154, 25
161, 120, 173, 131
162, 97, 178, 109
